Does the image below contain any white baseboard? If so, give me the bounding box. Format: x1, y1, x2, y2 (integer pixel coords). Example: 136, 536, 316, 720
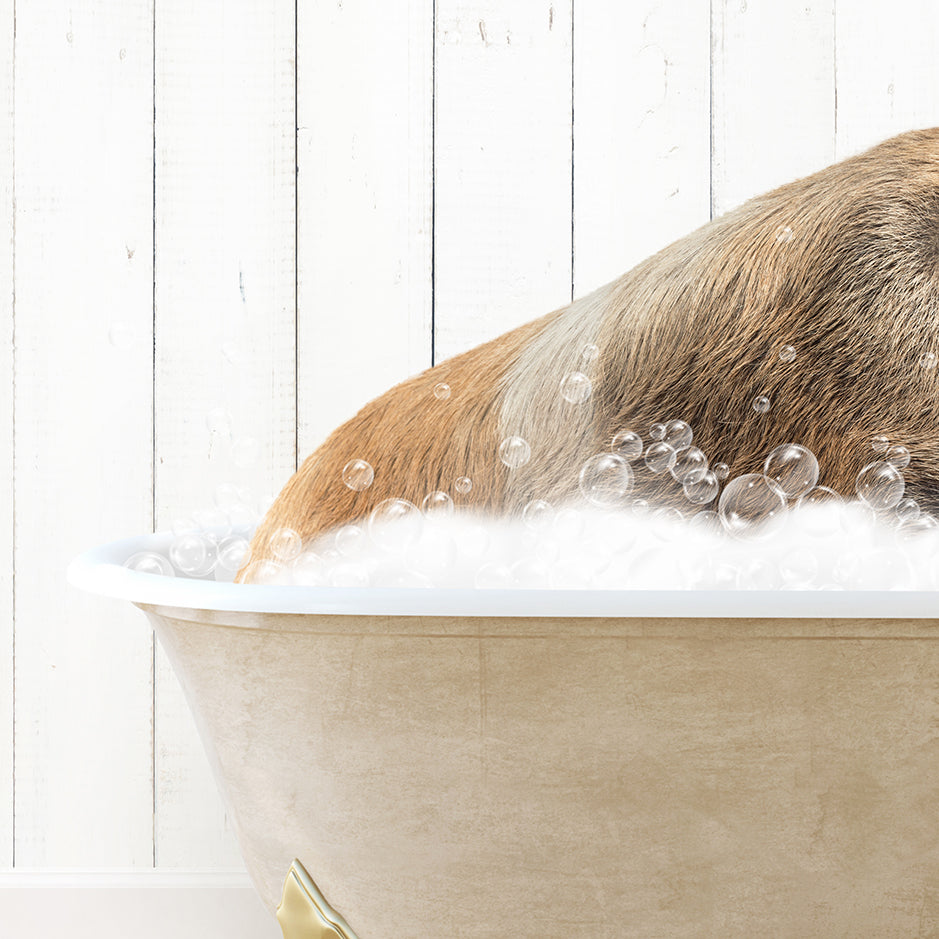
0, 871, 282, 938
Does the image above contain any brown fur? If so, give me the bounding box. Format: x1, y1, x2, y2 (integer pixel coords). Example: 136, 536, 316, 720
241, 129, 939, 575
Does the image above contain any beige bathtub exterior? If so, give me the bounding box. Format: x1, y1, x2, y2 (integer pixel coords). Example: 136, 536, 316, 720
140, 604, 939, 938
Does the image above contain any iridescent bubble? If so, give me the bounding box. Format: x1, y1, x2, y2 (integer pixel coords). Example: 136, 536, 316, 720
499, 436, 531, 469
871, 435, 890, 452
713, 462, 730, 480
522, 499, 555, 530
422, 490, 454, 517
775, 225, 794, 244
368, 498, 423, 550
454, 476, 473, 494
663, 420, 693, 452
778, 344, 796, 363
268, 527, 302, 562
334, 524, 366, 557
578, 453, 633, 507
559, 371, 592, 404
718, 473, 787, 539
644, 441, 677, 474
752, 395, 771, 414
342, 459, 374, 492
124, 551, 174, 577
920, 351, 937, 369
895, 498, 921, 522
763, 443, 819, 499
232, 436, 260, 469
856, 461, 905, 510
216, 536, 251, 572
205, 408, 233, 437
649, 422, 666, 441
611, 431, 643, 461
683, 470, 720, 505
886, 445, 910, 469
433, 382, 451, 400
670, 446, 707, 483
169, 532, 216, 576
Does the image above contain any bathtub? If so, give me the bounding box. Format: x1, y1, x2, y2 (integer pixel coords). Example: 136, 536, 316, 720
70, 531, 939, 938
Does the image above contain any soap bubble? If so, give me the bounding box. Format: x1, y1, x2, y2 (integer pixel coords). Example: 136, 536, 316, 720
752, 395, 771, 414
856, 461, 905, 510
342, 459, 374, 492
713, 462, 730, 480
895, 515, 938, 541
718, 474, 787, 539
689, 509, 722, 534
763, 443, 819, 499
797, 485, 842, 508
871, 435, 890, 452
124, 551, 174, 577
670, 446, 707, 483
780, 548, 818, 586
227, 502, 258, 531
560, 371, 592, 404
778, 344, 796, 363
886, 445, 910, 469
644, 441, 677, 474
522, 499, 555, 530
232, 436, 260, 468
422, 490, 454, 518
242, 559, 284, 585
454, 476, 473, 494
433, 382, 451, 400
193, 507, 231, 540
683, 470, 720, 505
920, 351, 937, 369
334, 524, 366, 557
663, 420, 693, 452
368, 498, 423, 550
775, 225, 794, 244
216, 536, 251, 572
291, 551, 326, 586
579, 453, 633, 507
268, 527, 302, 562
611, 430, 643, 461
649, 422, 666, 441
329, 563, 370, 588
169, 532, 216, 576
581, 343, 600, 364
499, 436, 531, 469
895, 498, 920, 522
553, 507, 586, 541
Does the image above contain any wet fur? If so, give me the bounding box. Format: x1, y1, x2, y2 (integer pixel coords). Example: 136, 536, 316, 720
242, 129, 939, 575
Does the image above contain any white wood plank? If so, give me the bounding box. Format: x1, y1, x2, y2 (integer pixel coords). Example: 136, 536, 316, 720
711, 0, 836, 217
573, 0, 711, 295
433, 0, 573, 362
154, 0, 296, 868
835, 0, 939, 160
0, 0, 12, 871
13, 2, 154, 866
297, 0, 434, 454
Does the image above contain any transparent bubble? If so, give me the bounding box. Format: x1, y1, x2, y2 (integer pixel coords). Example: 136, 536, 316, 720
718, 474, 787, 539
775, 225, 793, 244
368, 498, 423, 551
232, 436, 260, 468
871, 435, 890, 453
920, 351, 937, 369
663, 420, 693, 452
433, 382, 451, 400
739, 558, 780, 590
650, 507, 684, 540
780, 548, 818, 586
553, 507, 586, 541
330, 563, 370, 588
422, 490, 454, 517
522, 499, 555, 530
611, 430, 643, 461
124, 551, 174, 577
499, 436, 531, 469
896, 514, 938, 542
886, 445, 910, 469
342, 459, 374, 492
778, 344, 796, 363
475, 562, 514, 589
268, 527, 302, 562
649, 422, 666, 441
683, 470, 720, 505
205, 408, 233, 437
713, 462, 730, 480
689, 509, 722, 535
856, 461, 905, 510
242, 559, 284, 585
644, 441, 677, 474
216, 536, 251, 572
578, 453, 633, 507
581, 343, 600, 365
895, 498, 920, 522
334, 524, 366, 557
797, 485, 842, 509
559, 371, 592, 404
752, 395, 771, 414
670, 446, 707, 483
169, 532, 216, 576
763, 443, 819, 499
454, 476, 473, 495
409, 526, 457, 577
193, 506, 231, 540
291, 551, 326, 586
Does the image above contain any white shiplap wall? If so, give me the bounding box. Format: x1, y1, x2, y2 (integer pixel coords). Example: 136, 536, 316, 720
3, 0, 939, 934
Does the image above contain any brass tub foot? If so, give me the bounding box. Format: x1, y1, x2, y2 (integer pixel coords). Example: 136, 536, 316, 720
277, 859, 360, 939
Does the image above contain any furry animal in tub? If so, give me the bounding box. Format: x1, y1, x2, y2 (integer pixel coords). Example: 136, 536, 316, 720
240, 128, 939, 574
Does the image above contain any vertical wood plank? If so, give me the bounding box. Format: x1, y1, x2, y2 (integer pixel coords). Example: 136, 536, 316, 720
13, 2, 154, 866
154, 0, 296, 867
296, 0, 434, 455
573, 0, 711, 295
0, 0, 12, 870
433, 0, 573, 362
711, 0, 836, 217
835, 0, 939, 160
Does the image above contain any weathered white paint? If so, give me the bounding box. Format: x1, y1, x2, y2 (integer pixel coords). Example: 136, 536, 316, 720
433, 0, 574, 362
573, 0, 711, 295
12, 2, 154, 865
711, 0, 836, 217
153, 0, 296, 867
296, 0, 434, 455
0, 0, 13, 871
834, 0, 939, 159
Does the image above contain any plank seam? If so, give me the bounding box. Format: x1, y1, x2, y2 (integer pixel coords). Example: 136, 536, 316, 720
151, 0, 158, 870
9, 0, 15, 871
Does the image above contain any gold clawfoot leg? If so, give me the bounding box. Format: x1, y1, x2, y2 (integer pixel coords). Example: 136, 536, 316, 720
276, 859, 360, 939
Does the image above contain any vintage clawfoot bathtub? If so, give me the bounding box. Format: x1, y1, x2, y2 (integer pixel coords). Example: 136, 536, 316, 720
70, 531, 939, 938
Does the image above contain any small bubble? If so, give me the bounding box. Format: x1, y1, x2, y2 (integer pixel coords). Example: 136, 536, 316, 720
670, 446, 707, 483
522, 499, 555, 530
342, 458, 374, 492
578, 453, 633, 507
268, 527, 302, 562
778, 344, 796, 363
644, 441, 677, 474
649, 422, 666, 441
422, 490, 454, 517
169, 532, 216, 576
752, 395, 771, 414
454, 476, 473, 494
334, 524, 366, 557
683, 470, 719, 505
433, 382, 451, 400
895, 498, 921, 523
763, 443, 819, 499
232, 436, 260, 469
243, 559, 284, 585
499, 436, 531, 469
124, 551, 174, 577
611, 430, 643, 461
886, 445, 910, 469
216, 536, 251, 572
856, 461, 905, 510
775, 226, 794, 244
713, 462, 730, 480
559, 371, 592, 404
920, 351, 937, 369
581, 343, 600, 364
871, 435, 890, 452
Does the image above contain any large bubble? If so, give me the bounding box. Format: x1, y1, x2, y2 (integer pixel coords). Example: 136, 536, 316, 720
578, 453, 633, 507
718, 474, 787, 539
763, 443, 819, 499
856, 461, 905, 510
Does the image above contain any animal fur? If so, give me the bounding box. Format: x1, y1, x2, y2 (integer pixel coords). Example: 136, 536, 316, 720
241, 128, 939, 575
